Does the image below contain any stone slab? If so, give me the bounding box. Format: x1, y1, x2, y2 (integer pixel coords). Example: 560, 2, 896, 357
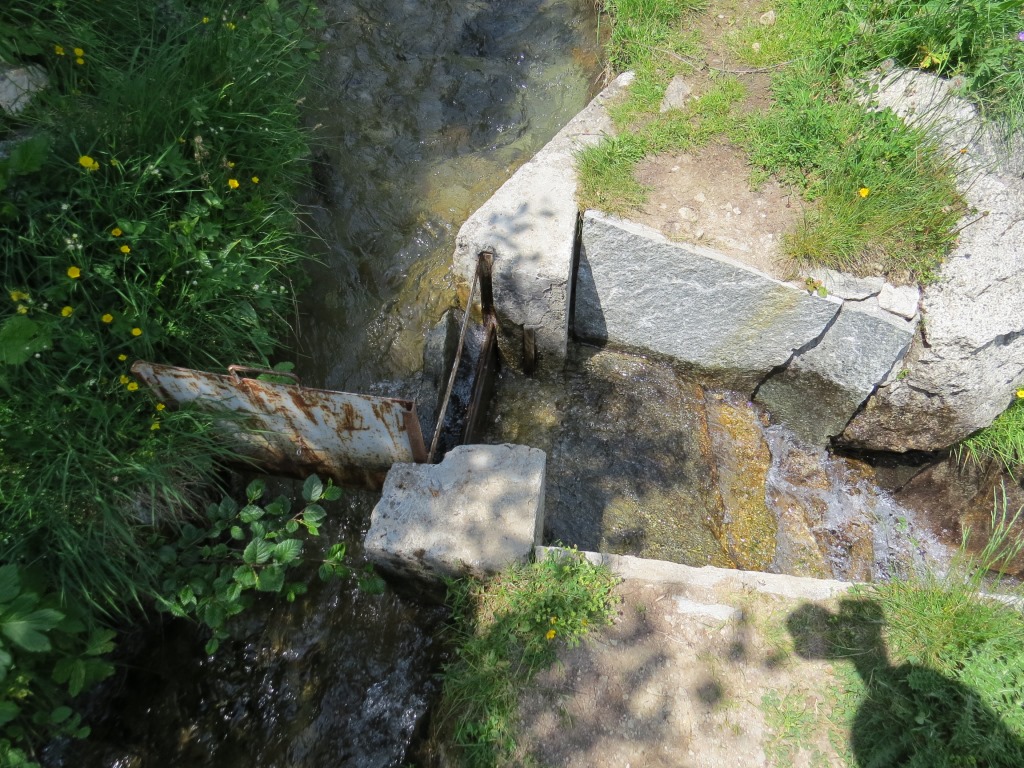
756, 302, 916, 445
364, 444, 546, 583
0, 66, 47, 115
574, 210, 841, 392
806, 267, 883, 301
452, 71, 635, 372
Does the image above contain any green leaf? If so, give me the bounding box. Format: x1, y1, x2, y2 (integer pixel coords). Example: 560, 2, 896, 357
285, 520, 300, 534
230, 525, 245, 541
321, 484, 342, 501
0, 316, 52, 366
205, 637, 220, 655
1, 607, 63, 652
243, 538, 272, 565
273, 539, 303, 564
0, 700, 20, 727
302, 475, 324, 503
239, 504, 265, 523
232, 566, 257, 589
256, 566, 285, 593
50, 706, 72, 725
246, 479, 266, 502
302, 504, 327, 526
0, 564, 21, 602
8, 134, 50, 175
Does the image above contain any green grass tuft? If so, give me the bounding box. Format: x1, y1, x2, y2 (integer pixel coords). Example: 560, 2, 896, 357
957, 396, 1024, 477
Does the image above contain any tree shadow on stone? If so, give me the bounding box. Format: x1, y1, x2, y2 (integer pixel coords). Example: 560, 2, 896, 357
787, 599, 1024, 768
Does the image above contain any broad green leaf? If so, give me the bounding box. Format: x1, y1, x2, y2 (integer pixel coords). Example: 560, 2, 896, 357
302, 475, 323, 503
0, 700, 19, 727
246, 478, 266, 502
50, 706, 72, 725
302, 504, 326, 525
0, 564, 20, 602
232, 566, 257, 588
242, 538, 272, 565
321, 484, 342, 501
84, 629, 117, 656
205, 637, 220, 655
0, 316, 52, 366
230, 525, 245, 541
1, 607, 63, 652
256, 566, 285, 593
272, 539, 302, 564
239, 504, 265, 523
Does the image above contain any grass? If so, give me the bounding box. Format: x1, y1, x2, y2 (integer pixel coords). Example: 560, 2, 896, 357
434, 549, 619, 768
762, 497, 1024, 767
0, 0, 321, 615
579, 0, 1024, 281
957, 393, 1024, 477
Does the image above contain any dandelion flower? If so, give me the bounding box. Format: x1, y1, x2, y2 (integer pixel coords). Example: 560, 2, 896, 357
111, 227, 123, 237
55, 45, 65, 56
75, 57, 85, 65
131, 327, 143, 337
73, 47, 84, 57
119, 374, 131, 385
203, 16, 211, 23
251, 176, 260, 184
67, 266, 81, 279
101, 313, 114, 324
9, 290, 29, 302
227, 161, 236, 168
151, 421, 161, 430
227, 178, 239, 189
550, 616, 558, 624
118, 353, 128, 361
858, 187, 870, 198
78, 155, 100, 172
127, 382, 139, 392
61, 306, 74, 317
156, 403, 166, 411
120, 245, 131, 254
16, 305, 28, 315
1017, 389, 1024, 399
225, 22, 236, 30
545, 629, 556, 640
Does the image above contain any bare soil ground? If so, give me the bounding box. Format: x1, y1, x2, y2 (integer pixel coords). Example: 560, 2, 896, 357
629, 0, 805, 282
516, 578, 852, 768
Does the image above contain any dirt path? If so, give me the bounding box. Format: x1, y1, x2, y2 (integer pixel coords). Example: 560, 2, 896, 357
516, 569, 856, 767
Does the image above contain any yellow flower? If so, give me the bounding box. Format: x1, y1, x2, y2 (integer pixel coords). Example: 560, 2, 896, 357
61, 306, 74, 317
75, 57, 85, 66
545, 629, 556, 640
120, 245, 131, 254
55, 45, 65, 56
550, 616, 558, 624
127, 382, 139, 392
251, 176, 260, 184
131, 327, 143, 337
225, 21, 236, 30
67, 266, 81, 279
150, 421, 161, 430
1017, 389, 1024, 399
78, 155, 100, 172
101, 313, 114, 324
111, 227, 123, 237
227, 178, 239, 189
16, 305, 28, 315
73, 47, 84, 57
9, 290, 29, 302
202, 16, 210, 23
227, 161, 236, 168
155, 403, 166, 411
117, 354, 128, 361
858, 187, 870, 198
119, 374, 130, 385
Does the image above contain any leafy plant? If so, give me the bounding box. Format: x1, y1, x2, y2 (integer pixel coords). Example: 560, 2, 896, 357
0, 565, 116, 768
435, 548, 619, 767
155, 475, 379, 655
956, 392, 1024, 476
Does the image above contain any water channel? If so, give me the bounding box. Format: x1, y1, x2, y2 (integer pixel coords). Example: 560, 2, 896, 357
52, 0, 986, 762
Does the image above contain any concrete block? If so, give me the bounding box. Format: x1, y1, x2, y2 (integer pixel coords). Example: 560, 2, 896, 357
364, 444, 546, 584
574, 210, 840, 393
452, 72, 635, 372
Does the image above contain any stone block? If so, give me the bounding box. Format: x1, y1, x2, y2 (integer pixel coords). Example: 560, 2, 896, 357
806, 268, 883, 301
574, 210, 840, 393
452, 72, 635, 372
0, 66, 47, 115
877, 283, 919, 320
364, 444, 546, 584
756, 302, 916, 445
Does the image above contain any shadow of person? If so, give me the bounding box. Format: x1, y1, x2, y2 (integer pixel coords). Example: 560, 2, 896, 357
786, 599, 1024, 767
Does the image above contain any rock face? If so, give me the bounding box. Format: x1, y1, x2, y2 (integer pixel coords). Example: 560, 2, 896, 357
364, 444, 546, 584
575, 210, 840, 392
839, 69, 1024, 451
452, 72, 635, 372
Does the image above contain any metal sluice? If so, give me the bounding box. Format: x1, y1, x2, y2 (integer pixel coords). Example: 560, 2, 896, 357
132, 251, 500, 489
